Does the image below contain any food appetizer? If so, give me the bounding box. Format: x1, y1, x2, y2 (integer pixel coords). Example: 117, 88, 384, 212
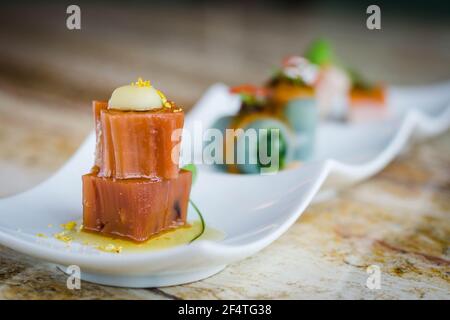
269, 39, 386, 122
305, 39, 386, 121
211, 39, 388, 174
82, 78, 192, 242
304, 39, 352, 120
211, 83, 317, 174
267, 56, 317, 112
348, 69, 386, 121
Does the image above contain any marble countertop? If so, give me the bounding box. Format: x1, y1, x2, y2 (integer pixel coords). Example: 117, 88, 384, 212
0, 4, 449, 299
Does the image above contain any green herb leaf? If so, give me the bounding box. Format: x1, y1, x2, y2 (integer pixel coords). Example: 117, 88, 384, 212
189, 199, 205, 243
305, 38, 334, 66
347, 68, 372, 90
182, 163, 197, 184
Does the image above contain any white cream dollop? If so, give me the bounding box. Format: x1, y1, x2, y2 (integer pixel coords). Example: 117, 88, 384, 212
108, 83, 163, 111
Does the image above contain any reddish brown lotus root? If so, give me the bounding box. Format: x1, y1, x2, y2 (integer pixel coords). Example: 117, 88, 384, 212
83, 93, 190, 242
92, 101, 184, 180
82, 169, 192, 242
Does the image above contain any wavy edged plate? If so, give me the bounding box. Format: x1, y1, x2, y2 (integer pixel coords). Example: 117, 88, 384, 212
0, 82, 449, 287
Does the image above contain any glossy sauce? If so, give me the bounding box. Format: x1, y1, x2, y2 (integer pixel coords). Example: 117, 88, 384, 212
54, 221, 224, 253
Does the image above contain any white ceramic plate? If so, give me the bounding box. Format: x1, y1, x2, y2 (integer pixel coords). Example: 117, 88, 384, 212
0, 82, 449, 287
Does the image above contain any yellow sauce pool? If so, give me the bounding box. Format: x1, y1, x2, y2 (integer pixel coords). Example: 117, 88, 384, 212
52, 221, 224, 253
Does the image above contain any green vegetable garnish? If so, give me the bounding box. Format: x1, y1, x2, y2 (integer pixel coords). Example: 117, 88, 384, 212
347, 68, 373, 90
240, 93, 264, 107
271, 71, 307, 87
305, 39, 334, 66
189, 199, 205, 243
182, 163, 197, 184
182, 164, 204, 243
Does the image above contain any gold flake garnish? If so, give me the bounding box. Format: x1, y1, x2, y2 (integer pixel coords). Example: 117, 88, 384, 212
156, 89, 172, 108
54, 231, 73, 243
97, 243, 123, 254
36, 233, 47, 238
132, 77, 151, 88
61, 221, 77, 231
129, 78, 171, 108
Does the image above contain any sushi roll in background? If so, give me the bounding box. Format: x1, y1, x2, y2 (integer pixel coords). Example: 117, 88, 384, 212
208, 115, 234, 172
348, 69, 387, 122
232, 115, 295, 174
210, 83, 316, 174
283, 98, 317, 161
209, 39, 388, 173
209, 85, 272, 173
267, 56, 318, 112
209, 39, 389, 175
306, 38, 386, 122
211, 85, 296, 174
305, 39, 351, 121
266, 56, 320, 161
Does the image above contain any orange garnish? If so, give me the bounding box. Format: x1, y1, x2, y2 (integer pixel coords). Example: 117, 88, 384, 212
230, 84, 268, 97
